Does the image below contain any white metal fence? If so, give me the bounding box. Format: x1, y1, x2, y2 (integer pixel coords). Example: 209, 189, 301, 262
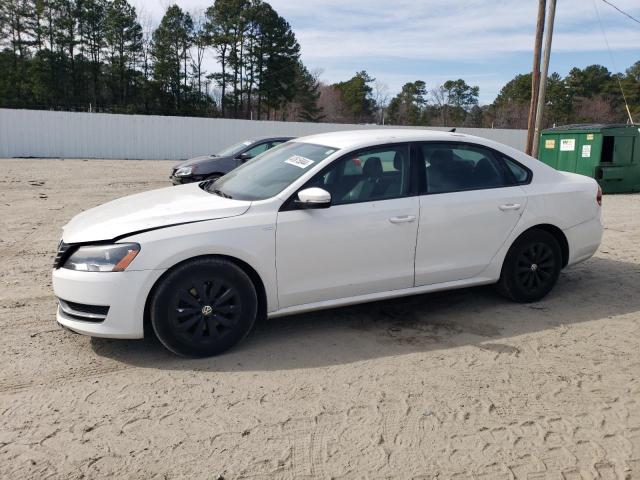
0, 108, 527, 160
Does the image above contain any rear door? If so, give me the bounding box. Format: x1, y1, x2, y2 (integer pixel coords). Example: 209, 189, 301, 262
413, 142, 529, 286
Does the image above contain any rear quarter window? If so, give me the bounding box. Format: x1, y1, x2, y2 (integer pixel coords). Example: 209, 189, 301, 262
502, 156, 532, 184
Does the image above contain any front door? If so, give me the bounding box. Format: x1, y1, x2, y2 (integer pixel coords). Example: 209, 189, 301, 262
276, 144, 419, 309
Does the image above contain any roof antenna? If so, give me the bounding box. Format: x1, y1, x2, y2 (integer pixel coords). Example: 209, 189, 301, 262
449, 128, 456, 132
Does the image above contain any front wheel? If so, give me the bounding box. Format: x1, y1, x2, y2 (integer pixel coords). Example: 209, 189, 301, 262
150, 258, 258, 357
496, 229, 562, 303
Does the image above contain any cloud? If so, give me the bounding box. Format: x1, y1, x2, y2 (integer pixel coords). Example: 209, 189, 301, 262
273, 0, 639, 61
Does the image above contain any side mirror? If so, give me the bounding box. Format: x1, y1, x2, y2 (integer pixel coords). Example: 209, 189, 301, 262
237, 152, 252, 161
295, 187, 331, 209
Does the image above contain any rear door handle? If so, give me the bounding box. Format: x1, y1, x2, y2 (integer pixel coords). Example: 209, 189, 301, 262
389, 215, 416, 224
499, 203, 521, 211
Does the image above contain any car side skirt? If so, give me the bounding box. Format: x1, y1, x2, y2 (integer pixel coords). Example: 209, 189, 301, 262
268, 276, 497, 318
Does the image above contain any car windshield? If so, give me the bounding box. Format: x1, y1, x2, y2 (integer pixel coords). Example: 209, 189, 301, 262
215, 140, 253, 157
203, 142, 337, 200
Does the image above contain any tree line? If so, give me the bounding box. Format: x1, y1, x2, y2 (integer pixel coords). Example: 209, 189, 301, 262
312, 62, 638, 128
343, 62, 639, 128
0, 0, 321, 119
0, 0, 638, 127
488, 63, 640, 128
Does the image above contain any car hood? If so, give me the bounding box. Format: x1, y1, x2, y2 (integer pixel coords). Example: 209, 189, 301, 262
62, 182, 251, 243
174, 155, 227, 168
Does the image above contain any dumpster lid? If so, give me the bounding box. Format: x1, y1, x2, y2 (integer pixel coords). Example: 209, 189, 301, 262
542, 123, 637, 134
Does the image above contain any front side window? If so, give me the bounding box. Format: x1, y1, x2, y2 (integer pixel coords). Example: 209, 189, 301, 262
205, 142, 337, 200
303, 144, 411, 206
418, 143, 512, 194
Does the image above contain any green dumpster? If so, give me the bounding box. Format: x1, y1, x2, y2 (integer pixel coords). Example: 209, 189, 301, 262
538, 123, 640, 193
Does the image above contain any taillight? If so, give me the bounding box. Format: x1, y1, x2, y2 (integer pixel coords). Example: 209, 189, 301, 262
596, 185, 602, 206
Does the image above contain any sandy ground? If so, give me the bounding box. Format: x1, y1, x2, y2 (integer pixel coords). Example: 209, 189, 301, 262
1, 158, 639, 480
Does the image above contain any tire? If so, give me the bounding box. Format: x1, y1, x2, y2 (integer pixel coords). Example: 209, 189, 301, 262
150, 258, 258, 357
496, 229, 562, 303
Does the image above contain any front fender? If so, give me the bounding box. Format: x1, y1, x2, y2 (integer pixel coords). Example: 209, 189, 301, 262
121, 211, 279, 313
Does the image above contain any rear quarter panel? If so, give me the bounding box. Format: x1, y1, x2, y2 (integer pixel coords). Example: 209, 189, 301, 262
520, 172, 600, 230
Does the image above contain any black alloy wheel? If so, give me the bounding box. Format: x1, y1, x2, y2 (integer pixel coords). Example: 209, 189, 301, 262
497, 229, 562, 303
150, 258, 257, 357
513, 242, 556, 296
171, 278, 240, 344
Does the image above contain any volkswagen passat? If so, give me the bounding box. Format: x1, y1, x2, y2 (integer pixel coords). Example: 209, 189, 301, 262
170, 136, 294, 185
53, 129, 603, 357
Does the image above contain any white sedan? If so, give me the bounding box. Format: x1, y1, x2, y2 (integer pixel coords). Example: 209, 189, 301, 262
52, 129, 603, 356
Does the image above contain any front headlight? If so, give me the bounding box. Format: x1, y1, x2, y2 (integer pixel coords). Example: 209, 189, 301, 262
174, 166, 193, 177
63, 243, 140, 272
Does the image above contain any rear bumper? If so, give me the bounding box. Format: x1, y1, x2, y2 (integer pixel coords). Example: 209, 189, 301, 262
52, 267, 166, 338
564, 216, 603, 266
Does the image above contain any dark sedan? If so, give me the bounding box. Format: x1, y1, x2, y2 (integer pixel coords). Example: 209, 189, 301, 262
170, 136, 294, 185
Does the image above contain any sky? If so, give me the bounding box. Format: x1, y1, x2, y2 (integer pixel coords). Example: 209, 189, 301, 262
131, 0, 640, 104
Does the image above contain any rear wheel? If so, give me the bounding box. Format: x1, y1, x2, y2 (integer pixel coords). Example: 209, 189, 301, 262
150, 258, 257, 357
496, 229, 562, 303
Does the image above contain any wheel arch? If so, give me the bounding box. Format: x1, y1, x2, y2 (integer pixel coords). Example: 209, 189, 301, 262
143, 254, 268, 336
510, 224, 569, 268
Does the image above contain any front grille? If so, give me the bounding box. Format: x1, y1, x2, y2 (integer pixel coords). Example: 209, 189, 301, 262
58, 298, 109, 322
53, 240, 75, 269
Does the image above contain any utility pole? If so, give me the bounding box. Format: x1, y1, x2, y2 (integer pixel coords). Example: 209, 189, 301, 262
532, 0, 557, 158
526, 0, 546, 155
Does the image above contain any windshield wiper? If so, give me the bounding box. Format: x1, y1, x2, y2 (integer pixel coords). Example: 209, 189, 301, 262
212, 186, 233, 199
200, 180, 232, 198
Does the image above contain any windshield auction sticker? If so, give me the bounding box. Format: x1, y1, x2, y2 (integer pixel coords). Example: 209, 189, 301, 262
285, 155, 315, 169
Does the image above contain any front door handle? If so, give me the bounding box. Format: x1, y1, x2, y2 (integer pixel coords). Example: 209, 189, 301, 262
499, 203, 521, 211
389, 215, 416, 224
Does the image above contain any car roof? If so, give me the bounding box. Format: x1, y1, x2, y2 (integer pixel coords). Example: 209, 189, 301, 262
248, 136, 296, 143
294, 129, 475, 150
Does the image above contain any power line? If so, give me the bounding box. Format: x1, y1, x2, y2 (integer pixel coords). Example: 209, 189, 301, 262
601, 0, 640, 25
592, 0, 635, 124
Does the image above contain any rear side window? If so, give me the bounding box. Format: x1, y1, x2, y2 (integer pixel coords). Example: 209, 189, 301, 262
418, 143, 512, 194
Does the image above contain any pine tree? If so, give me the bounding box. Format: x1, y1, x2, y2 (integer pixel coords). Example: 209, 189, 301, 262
151, 4, 193, 112
105, 0, 142, 107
